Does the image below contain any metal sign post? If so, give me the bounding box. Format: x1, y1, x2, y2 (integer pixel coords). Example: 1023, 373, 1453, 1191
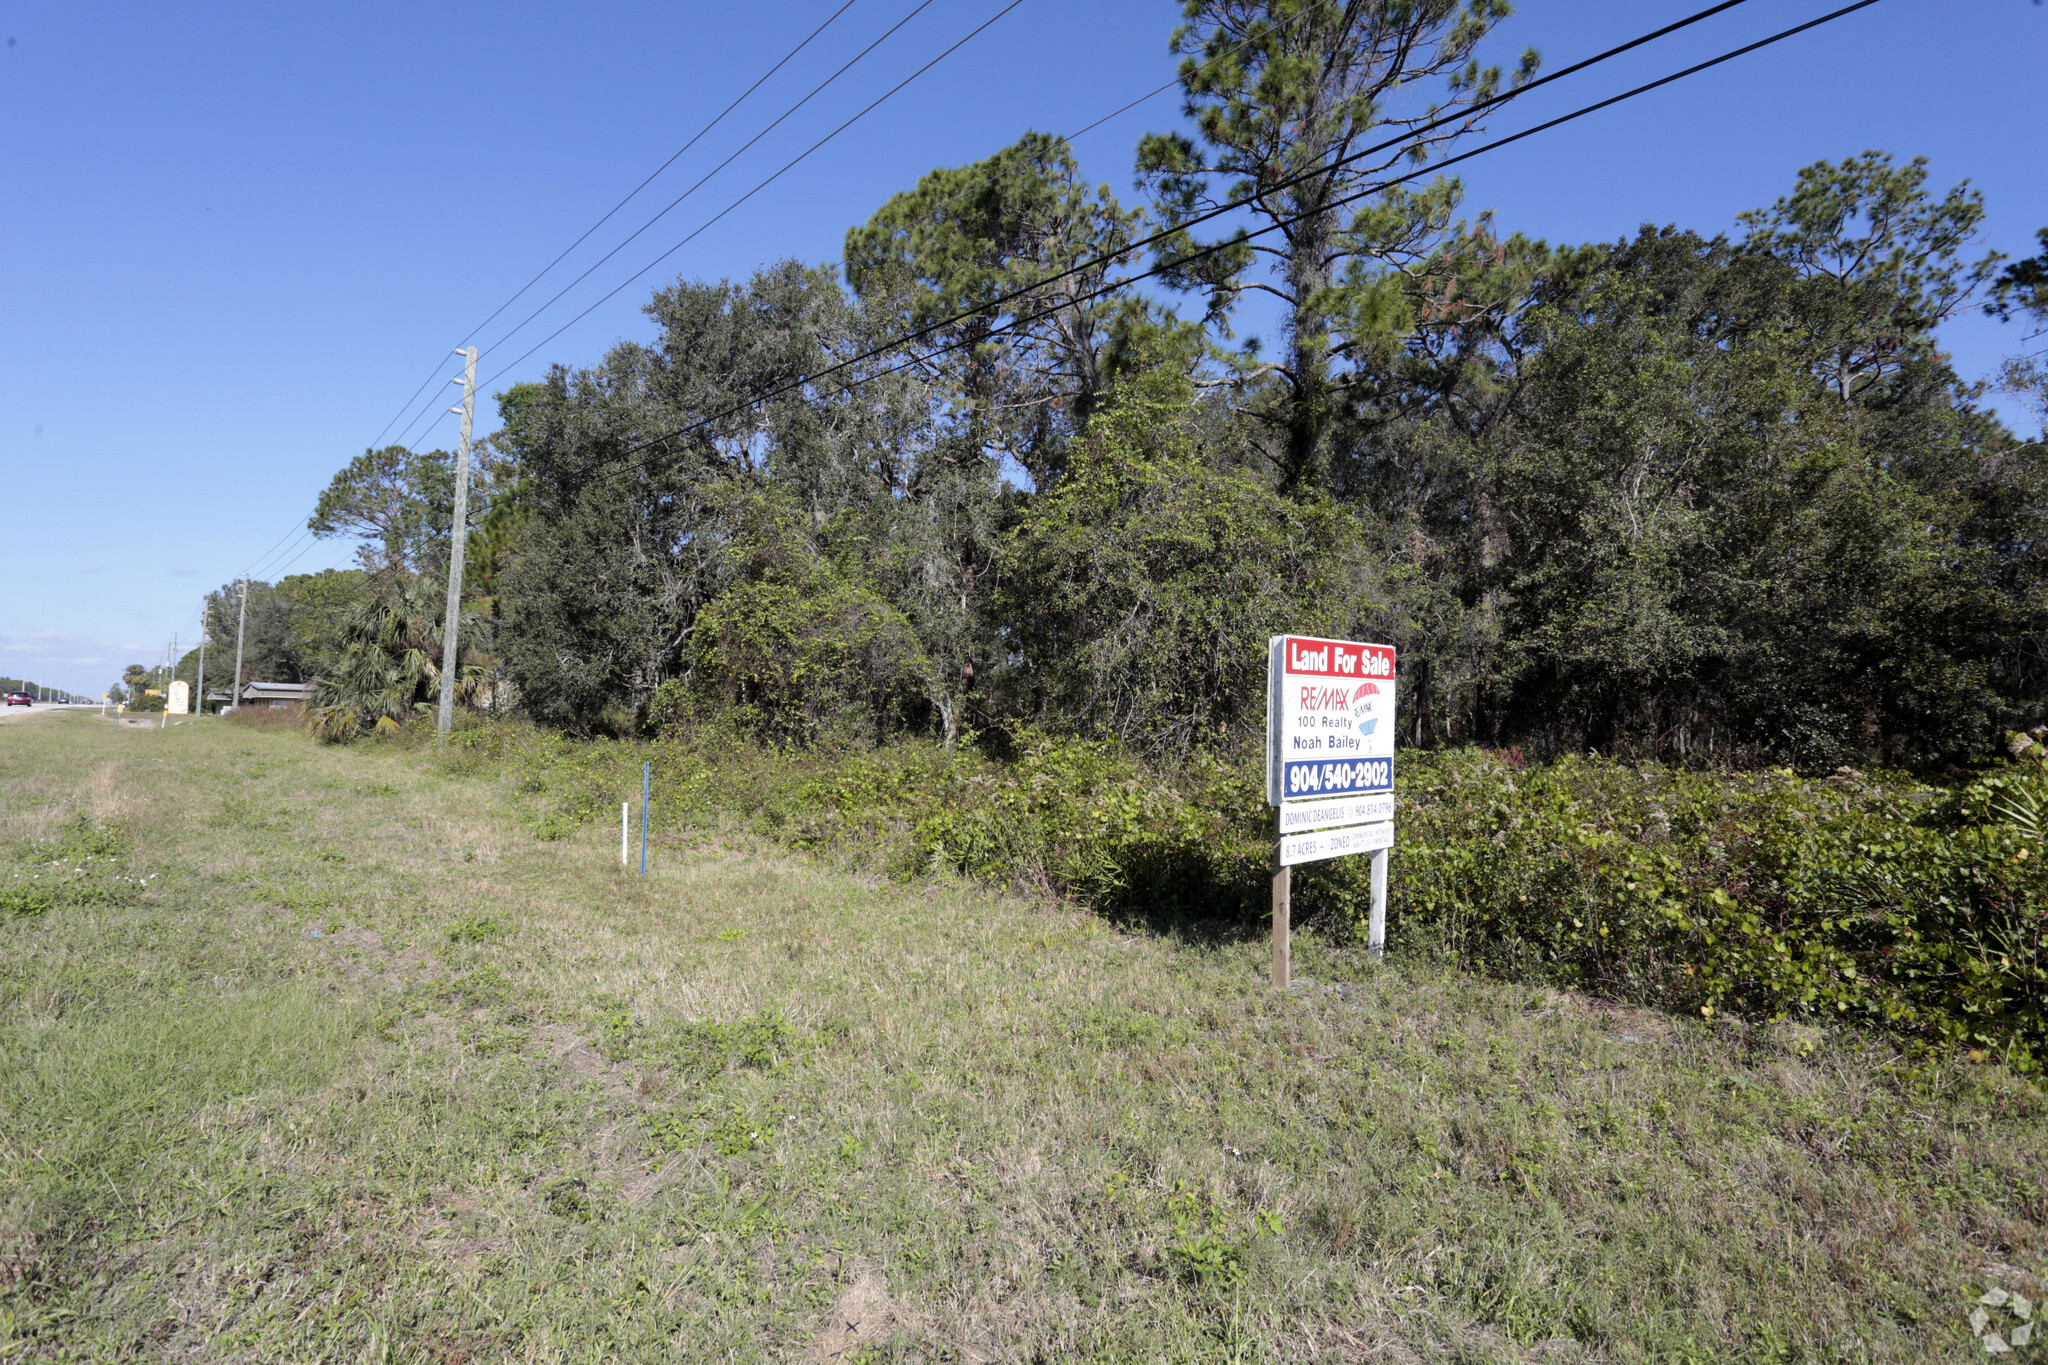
1265, 635, 1398, 986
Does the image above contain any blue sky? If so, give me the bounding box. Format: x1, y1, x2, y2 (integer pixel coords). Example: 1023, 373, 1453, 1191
3, 0, 2042, 696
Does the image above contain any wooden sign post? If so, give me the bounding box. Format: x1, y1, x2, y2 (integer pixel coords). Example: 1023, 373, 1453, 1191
1265, 635, 1397, 987
1271, 862, 1290, 989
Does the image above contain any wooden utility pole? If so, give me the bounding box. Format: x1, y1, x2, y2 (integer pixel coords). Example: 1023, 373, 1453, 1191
231, 576, 249, 710
437, 346, 477, 736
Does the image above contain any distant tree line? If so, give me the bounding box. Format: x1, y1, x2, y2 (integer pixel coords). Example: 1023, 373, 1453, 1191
266, 0, 2048, 769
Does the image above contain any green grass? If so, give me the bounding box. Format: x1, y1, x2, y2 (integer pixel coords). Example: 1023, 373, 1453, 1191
0, 713, 2042, 1362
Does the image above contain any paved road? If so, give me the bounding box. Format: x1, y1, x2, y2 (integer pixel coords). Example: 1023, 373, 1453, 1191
0, 702, 102, 724
1, 704, 210, 729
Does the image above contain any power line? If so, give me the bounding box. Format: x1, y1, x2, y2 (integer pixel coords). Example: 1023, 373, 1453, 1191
1063, 0, 1348, 144
489, 0, 1765, 427
247, 528, 316, 580
468, 0, 938, 372
1061, 0, 1348, 146
1062, 77, 1188, 147
363, 0, 867, 458
394, 0, 1338, 461
307, 0, 1374, 502
475, 0, 1026, 392
913, 0, 1774, 389
466, 0, 869, 350
382, 1, 935, 460
311, 0, 1777, 528
239, 0, 1305, 590
267, 531, 327, 580
602, 0, 1881, 467
384, 0, 1203, 457
374, 0, 974, 474
367, 362, 449, 454
238, 519, 309, 580
226, 0, 1783, 612
234, 0, 1017, 605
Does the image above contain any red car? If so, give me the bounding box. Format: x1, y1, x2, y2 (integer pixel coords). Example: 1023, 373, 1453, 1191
5, 692, 31, 707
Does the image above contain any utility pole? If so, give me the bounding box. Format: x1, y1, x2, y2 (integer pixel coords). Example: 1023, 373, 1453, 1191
437, 346, 477, 736
196, 622, 208, 718
231, 575, 249, 711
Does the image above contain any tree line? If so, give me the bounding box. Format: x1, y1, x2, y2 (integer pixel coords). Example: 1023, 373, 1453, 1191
181, 0, 2048, 768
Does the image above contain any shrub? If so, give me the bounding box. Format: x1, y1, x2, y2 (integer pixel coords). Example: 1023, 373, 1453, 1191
907, 730, 1268, 920
225, 703, 309, 734
419, 715, 2047, 1068
1385, 749, 2048, 1069
688, 576, 924, 748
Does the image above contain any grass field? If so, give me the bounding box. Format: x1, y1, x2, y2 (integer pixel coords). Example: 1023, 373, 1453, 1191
1, 712, 2043, 1362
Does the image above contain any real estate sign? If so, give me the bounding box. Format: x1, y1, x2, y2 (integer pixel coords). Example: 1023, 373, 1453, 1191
1266, 635, 1396, 806
1264, 635, 1400, 983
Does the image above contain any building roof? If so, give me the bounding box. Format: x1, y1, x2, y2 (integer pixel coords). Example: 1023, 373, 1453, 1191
239, 681, 310, 701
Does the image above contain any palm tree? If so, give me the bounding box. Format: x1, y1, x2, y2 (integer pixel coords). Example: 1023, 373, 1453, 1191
307, 576, 484, 741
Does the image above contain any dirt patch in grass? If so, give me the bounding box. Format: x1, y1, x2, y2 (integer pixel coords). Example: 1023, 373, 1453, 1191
535, 1022, 612, 1080
804, 1265, 916, 1364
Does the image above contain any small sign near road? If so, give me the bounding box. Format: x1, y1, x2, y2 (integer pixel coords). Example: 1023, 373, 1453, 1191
1276, 793, 1394, 834
1278, 818, 1395, 867
1265, 634, 1398, 988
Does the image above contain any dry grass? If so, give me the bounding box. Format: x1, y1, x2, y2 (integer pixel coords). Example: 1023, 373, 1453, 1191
0, 713, 2043, 1363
